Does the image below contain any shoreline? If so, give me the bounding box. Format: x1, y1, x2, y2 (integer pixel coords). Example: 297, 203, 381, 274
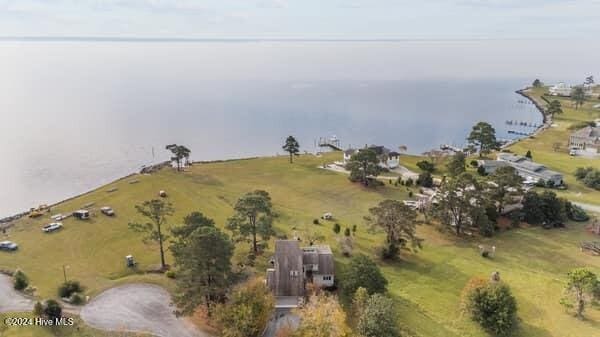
500, 87, 549, 149
1, 88, 550, 223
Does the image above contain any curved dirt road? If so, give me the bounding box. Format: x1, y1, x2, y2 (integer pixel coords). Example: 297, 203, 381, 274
0, 274, 34, 313
80, 284, 209, 337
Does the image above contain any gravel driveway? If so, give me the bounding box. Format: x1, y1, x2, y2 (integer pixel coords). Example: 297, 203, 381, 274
0, 274, 34, 313
81, 284, 209, 337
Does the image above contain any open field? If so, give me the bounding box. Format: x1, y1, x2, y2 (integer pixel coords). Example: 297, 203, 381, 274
508, 87, 600, 205
1, 152, 599, 337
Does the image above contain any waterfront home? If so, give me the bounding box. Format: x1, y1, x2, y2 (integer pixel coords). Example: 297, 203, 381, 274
496, 153, 563, 186
343, 145, 400, 169
549, 82, 572, 96
266, 240, 334, 308
569, 126, 600, 154
476, 160, 510, 174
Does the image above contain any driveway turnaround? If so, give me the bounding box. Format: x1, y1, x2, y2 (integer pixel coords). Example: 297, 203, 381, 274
80, 284, 209, 337
0, 274, 34, 313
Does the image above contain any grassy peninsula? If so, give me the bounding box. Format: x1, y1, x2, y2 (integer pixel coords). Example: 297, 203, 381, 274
1, 150, 599, 337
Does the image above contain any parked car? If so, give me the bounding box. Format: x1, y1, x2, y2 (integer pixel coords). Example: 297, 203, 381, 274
0, 241, 18, 251
51, 214, 66, 221
42, 222, 63, 233
159, 190, 167, 198
73, 210, 90, 220
100, 207, 115, 216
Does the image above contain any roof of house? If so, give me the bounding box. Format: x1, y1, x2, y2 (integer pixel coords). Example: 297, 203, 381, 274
496, 153, 527, 163
571, 126, 600, 140
477, 160, 510, 168
302, 245, 334, 275
273, 240, 304, 297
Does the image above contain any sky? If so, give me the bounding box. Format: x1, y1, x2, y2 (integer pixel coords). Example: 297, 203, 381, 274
0, 0, 599, 39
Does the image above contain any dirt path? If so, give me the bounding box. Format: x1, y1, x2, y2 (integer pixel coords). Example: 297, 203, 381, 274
0, 274, 34, 313
80, 284, 209, 337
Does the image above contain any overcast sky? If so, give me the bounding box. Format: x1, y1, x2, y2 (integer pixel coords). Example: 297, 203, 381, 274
0, 0, 599, 39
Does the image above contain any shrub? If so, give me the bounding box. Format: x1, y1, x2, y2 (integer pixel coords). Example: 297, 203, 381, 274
70, 292, 85, 305
165, 270, 176, 279
376, 243, 400, 260
58, 280, 83, 298
352, 224, 357, 234
341, 254, 388, 298
417, 172, 433, 188
333, 223, 341, 234
408, 191, 413, 198
416, 160, 435, 173
470, 160, 479, 168
44, 300, 62, 320
344, 228, 351, 237
13, 270, 29, 291
313, 218, 320, 225
481, 251, 490, 258
477, 166, 487, 176
565, 202, 589, 222
463, 279, 518, 336
33, 302, 44, 316
405, 178, 414, 187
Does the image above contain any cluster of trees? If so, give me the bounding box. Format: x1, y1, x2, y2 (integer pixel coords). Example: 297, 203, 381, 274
521, 190, 567, 227
128, 189, 276, 318
433, 167, 523, 237
575, 166, 600, 190
461, 276, 518, 336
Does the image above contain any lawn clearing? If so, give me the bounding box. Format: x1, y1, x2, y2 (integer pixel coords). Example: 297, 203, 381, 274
0, 152, 599, 337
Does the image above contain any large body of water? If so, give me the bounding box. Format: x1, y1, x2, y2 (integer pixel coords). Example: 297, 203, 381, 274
0, 39, 598, 217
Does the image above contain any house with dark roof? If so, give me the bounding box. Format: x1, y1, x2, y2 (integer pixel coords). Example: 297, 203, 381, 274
266, 240, 334, 307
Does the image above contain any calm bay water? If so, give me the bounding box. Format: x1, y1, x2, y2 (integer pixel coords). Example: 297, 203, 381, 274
0, 40, 598, 217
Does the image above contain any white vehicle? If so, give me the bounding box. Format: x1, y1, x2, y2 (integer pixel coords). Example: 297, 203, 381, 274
0, 241, 18, 251
51, 214, 66, 221
42, 222, 63, 233
100, 207, 115, 216
73, 210, 90, 220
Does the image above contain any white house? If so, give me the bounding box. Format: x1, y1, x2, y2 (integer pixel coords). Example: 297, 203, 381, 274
549, 82, 572, 96
342, 146, 400, 169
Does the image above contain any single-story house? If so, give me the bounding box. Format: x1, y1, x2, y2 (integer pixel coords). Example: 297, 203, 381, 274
266, 240, 334, 308
496, 153, 563, 186
549, 82, 572, 96
476, 160, 510, 174
343, 145, 400, 169
569, 126, 600, 154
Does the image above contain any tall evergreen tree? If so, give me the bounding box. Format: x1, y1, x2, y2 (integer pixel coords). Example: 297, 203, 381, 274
170, 218, 233, 316
571, 87, 586, 110
226, 190, 274, 253
166, 144, 191, 171
282, 136, 300, 163
467, 122, 499, 157
128, 199, 174, 270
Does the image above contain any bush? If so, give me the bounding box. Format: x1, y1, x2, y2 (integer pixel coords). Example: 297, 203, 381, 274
165, 270, 176, 279
13, 270, 29, 291
44, 300, 62, 320
333, 223, 341, 234
477, 166, 487, 176
344, 228, 351, 237
416, 160, 435, 173
341, 254, 388, 298
405, 178, 414, 187
417, 172, 433, 188
408, 191, 413, 198
481, 251, 490, 258
58, 280, 83, 298
565, 202, 589, 222
470, 160, 479, 168
463, 280, 518, 336
312, 218, 320, 225
33, 302, 44, 316
352, 224, 357, 234
70, 292, 85, 305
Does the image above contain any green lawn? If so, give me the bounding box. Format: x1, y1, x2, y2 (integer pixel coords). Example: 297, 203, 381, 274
1, 152, 599, 337
507, 87, 600, 205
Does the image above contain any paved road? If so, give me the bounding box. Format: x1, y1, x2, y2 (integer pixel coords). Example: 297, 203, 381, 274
81, 284, 209, 337
262, 309, 300, 337
0, 274, 34, 313
573, 202, 600, 215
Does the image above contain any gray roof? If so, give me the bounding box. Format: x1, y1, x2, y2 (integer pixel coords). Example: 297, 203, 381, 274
301, 245, 334, 275
496, 153, 527, 163
478, 160, 509, 168
273, 240, 304, 297
571, 126, 600, 140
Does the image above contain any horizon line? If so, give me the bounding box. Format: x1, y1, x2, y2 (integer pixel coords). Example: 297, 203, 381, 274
0, 36, 577, 43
